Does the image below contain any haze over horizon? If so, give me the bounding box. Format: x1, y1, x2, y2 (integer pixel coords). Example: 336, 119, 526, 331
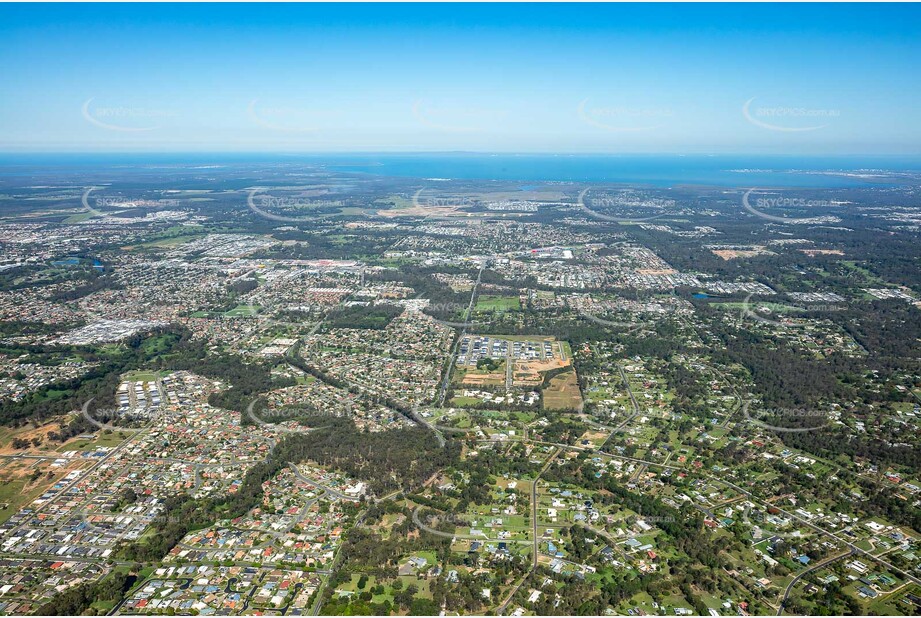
2, 3, 920, 155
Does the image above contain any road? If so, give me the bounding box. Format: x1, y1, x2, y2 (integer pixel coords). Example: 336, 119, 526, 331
436, 263, 485, 406
495, 447, 557, 616
604, 364, 640, 442
776, 549, 854, 615
526, 439, 682, 471
718, 477, 921, 587
411, 506, 530, 544
508, 432, 921, 591
406, 406, 446, 448
309, 507, 370, 616
288, 463, 361, 502
703, 362, 746, 429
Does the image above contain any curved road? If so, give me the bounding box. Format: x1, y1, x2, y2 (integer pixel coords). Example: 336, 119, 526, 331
776, 549, 854, 615
411, 506, 530, 545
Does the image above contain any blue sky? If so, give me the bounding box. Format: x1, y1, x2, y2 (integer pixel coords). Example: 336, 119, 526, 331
1, 3, 919, 154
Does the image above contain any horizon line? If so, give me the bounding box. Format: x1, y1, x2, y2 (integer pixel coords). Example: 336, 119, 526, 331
2, 151, 921, 158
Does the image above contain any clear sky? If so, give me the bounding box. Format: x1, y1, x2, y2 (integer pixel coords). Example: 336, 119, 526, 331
1, 3, 919, 154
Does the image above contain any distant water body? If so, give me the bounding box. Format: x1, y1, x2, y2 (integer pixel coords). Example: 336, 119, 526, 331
326, 154, 921, 188
3, 153, 920, 188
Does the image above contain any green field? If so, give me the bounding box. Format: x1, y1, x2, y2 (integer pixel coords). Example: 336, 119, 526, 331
0, 463, 83, 525
123, 370, 161, 382
0, 477, 29, 523
718, 301, 804, 313
58, 430, 130, 451
124, 233, 205, 250
474, 295, 521, 312
63, 212, 96, 224
224, 304, 260, 317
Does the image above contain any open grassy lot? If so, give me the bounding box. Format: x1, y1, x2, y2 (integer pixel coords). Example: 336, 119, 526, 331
0, 475, 31, 523
542, 370, 582, 410
224, 304, 260, 317
455, 363, 507, 388
63, 211, 96, 224
0, 458, 87, 524
448, 395, 483, 407
123, 370, 162, 382
58, 430, 130, 451
475, 295, 521, 312
122, 233, 206, 250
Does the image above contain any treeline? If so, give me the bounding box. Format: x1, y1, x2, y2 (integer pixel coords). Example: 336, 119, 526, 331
698, 300, 921, 471
781, 427, 921, 476
275, 418, 460, 495
545, 454, 729, 569
0, 260, 106, 294
33, 570, 133, 616
451, 308, 632, 345
540, 365, 574, 388
165, 339, 291, 414
658, 360, 713, 419
834, 300, 921, 363
119, 418, 458, 564
228, 277, 258, 295
0, 326, 291, 429
284, 349, 421, 424
0, 328, 183, 427
259, 230, 395, 260
48, 274, 122, 302
0, 320, 64, 337
532, 417, 586, 445
706, 325, 852, 410
323, 302, 404, 330
371, 266, 474, 320
529, 569, 650, 615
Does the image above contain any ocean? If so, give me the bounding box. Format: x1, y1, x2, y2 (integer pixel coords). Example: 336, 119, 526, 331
2, 153, 920, 188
